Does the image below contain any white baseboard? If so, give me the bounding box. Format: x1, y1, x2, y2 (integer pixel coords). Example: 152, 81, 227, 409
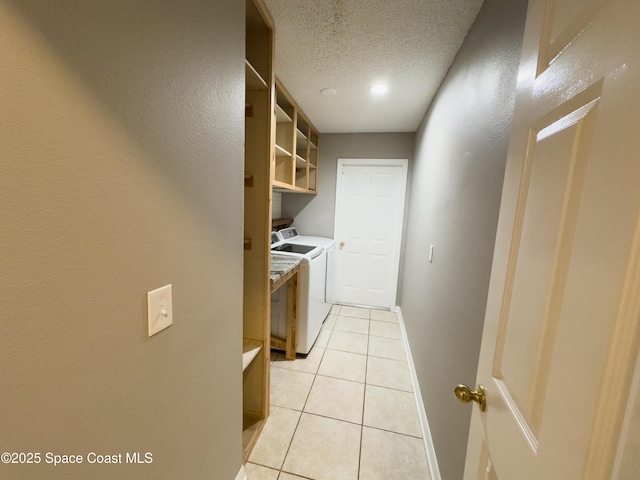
234, 465, 247, 480
396, 306, 442, 480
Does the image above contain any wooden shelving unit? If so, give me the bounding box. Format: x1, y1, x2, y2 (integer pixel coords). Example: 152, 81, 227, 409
243, 0, 274, 462
242, 1, 317, 463
272, 79, 319, 194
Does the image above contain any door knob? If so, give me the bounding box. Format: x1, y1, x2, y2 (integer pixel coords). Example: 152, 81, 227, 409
339, 241, 345, 248
454, 384, 486, 412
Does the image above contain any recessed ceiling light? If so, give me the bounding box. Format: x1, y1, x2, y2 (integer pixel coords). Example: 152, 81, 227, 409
369, 84, 389, 97
321, 88, 337, 97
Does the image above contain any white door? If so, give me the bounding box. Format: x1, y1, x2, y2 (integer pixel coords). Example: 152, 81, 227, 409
462, 0, 640, 478
334, 159, 408, 309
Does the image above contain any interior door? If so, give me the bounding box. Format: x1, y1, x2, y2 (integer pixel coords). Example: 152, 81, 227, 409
463, 0, 640, 478
334, 159, 408, 309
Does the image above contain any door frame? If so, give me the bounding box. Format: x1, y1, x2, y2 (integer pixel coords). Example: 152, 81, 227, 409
333, 158, 409, 309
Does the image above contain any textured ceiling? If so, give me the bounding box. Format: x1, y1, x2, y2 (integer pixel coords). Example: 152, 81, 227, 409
263, 0, 484, 133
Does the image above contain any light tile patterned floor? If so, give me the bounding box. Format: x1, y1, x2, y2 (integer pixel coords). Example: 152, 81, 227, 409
246, 305, 431, 480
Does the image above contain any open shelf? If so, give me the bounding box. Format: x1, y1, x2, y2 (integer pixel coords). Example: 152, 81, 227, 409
296, 129, 307, 146
276, 103, 293, 123
242, 414, 266, 462
295, 155, 307, 168
245, 60, 268, 91
242, 339, 263, 371
275, 144, 292, 157
273, 79, 319, 194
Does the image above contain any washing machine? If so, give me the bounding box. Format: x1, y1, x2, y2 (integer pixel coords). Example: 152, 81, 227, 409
277, 227, 336, 305
270, 232, 329, 354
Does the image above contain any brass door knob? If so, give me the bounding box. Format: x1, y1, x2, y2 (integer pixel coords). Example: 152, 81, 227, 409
454, 384, 486, 412
339, 241, 345, 248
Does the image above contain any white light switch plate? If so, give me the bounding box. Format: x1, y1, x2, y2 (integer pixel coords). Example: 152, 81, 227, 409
147, 284, 173, 336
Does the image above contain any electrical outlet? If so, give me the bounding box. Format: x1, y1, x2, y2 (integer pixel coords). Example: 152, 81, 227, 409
147, 284, 173, 336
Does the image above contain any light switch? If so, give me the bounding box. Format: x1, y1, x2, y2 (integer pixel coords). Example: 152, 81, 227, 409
147, 284, 173, 336
429, 245, 435, 263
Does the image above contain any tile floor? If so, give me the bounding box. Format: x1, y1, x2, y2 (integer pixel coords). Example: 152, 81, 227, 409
245, 305, 432, 480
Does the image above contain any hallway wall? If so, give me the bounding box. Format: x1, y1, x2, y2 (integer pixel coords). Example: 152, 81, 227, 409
399, 0, 528, 478
0, 1, 244, 479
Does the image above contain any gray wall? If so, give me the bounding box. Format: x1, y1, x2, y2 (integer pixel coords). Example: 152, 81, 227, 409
0, 1, 244, 479
398, 0, 528, 479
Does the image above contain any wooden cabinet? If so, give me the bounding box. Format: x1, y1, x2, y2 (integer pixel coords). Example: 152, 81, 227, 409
272, 80, 319, 194
243, 0, 273, 462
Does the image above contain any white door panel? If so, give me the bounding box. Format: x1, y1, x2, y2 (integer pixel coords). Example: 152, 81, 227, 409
464, 0, 640, 478
334, 159, 408, 309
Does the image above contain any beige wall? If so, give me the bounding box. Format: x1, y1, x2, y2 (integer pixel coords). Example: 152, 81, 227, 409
0, 1, 244, 479
399, 0, 528, 478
